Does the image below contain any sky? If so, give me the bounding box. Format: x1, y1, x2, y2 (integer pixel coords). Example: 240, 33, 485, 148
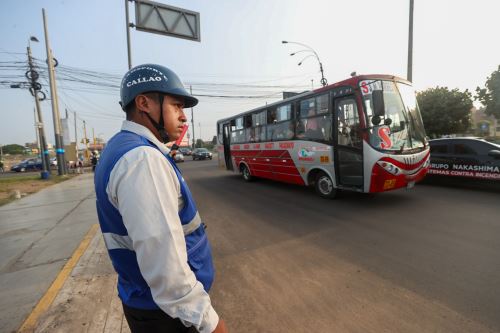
1, 0, 499, 147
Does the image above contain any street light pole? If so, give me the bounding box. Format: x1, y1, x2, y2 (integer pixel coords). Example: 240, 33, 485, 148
407, 0, 414, 82
282, 40, 328, 87
125, 0, 132, 69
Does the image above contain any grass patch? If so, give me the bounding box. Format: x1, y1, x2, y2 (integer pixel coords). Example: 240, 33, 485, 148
0, 175, 40, 185
0, 174, 77, 207
0, 197, 15, 206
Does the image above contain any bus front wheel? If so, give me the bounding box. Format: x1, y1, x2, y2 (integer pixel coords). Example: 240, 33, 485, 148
241, 164, 253, 182
315, 172, 337, 199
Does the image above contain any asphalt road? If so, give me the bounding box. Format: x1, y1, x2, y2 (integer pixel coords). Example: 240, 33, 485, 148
2, 159, 498, 333
179, 158, 500, 333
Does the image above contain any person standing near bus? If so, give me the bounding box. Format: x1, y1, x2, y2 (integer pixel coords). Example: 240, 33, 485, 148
94, 64, 227, 333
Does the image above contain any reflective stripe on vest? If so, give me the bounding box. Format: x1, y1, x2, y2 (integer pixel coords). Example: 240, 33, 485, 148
103, 232, 133, 250
102, 211, 202, 251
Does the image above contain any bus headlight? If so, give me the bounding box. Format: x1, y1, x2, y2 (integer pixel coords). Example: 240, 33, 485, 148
377, 161, 401, 176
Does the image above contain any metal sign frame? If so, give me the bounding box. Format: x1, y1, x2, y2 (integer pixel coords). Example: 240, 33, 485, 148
134, 0, 201, 42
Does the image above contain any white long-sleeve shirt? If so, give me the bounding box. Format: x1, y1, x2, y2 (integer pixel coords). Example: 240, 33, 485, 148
106, 120, 219, 333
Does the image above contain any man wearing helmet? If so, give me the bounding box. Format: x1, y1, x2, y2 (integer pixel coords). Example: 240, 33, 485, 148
94, 64, 227, 333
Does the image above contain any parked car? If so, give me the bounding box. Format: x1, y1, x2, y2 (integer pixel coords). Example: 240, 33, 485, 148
11, 158, 43, 172
50, 157, 57, 168
192, 148, 213, 160
173, 152, 184, 163
179, 147, 192, 156
428, 138, 500, 181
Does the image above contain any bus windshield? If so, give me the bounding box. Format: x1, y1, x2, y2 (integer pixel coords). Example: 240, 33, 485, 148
360, 80, 427, 153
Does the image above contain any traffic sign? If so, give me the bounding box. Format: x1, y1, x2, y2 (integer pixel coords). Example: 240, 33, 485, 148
134, 0, 200, 42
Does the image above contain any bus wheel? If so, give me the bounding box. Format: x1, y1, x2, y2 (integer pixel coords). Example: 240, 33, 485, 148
315, 172, 337, 199
241, 164, 253, 182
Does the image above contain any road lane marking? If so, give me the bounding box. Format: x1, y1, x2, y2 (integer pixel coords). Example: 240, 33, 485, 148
18, 223, 100, 332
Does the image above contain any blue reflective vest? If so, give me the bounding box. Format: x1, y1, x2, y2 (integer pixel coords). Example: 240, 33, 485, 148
94, 130, 214, 310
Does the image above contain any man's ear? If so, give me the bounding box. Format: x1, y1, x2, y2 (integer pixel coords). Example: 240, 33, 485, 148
134, 94, 151, 114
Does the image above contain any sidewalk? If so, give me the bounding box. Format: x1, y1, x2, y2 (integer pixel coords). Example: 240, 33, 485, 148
0, 173, 120, 333
31, 226, 129, 333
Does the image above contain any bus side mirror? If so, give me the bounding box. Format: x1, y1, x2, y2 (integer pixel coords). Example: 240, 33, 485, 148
371, 115, 381, 126
372, 90, 385, 117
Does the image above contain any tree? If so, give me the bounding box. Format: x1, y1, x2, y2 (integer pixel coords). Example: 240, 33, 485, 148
195, 139, 204, 148
476, 65, 500, 119
417, 87, 473, 137
1, 144, 25, 155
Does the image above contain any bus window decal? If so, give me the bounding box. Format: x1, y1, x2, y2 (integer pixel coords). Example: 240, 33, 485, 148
378, 126, 392, 149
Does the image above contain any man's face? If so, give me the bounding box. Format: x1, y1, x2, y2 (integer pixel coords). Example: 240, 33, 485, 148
161, 95, 187, 141
146, 94, 187, 141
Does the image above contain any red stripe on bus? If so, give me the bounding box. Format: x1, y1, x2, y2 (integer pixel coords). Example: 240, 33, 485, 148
233, 150, 304, 185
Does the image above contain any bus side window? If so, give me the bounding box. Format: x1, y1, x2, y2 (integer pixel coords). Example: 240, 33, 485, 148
259, 126, 266, 142
244, 115, 253, 142
316, 94, 329, 114
250, 110, 267, 143
337, 99, 361, 147
300, 98, 315, 118
267, 108, 277, 124
298, 96, 331, 142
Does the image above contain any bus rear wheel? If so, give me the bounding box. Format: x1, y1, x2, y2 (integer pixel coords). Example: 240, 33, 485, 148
315, 172, 337, 199
241, 164, 253, 182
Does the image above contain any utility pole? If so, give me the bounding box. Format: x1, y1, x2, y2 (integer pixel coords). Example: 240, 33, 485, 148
125, 0, 132, 69
83, 120, 90, 160
34, 108, 40, 157
198, 122, 202, 146
27, 44, 50, 174
190, 85, 195, 149
43, 8, 65, 175
73, 111, 78, 163
92, 128, 96, 145
407, 0, 414, 82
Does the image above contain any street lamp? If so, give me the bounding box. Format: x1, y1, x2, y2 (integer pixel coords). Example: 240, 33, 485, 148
282, 40, 328, 87
29, 36, 39, 45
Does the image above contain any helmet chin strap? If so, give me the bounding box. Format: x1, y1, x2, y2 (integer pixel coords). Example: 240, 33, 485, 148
144, 94, 170, 143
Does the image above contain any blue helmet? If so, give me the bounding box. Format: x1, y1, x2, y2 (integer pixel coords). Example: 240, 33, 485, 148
120, 64, 198, 110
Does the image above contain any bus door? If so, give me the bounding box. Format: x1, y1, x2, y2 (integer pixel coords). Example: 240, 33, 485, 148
222, 122, 233, 170
333, 96, 363, 188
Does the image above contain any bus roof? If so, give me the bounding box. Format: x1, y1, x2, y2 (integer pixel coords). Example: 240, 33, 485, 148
216, 74, 410, 124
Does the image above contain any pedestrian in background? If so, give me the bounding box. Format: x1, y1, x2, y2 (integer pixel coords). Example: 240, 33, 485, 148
91, 150, 99, 172
94, 64, 227, 333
